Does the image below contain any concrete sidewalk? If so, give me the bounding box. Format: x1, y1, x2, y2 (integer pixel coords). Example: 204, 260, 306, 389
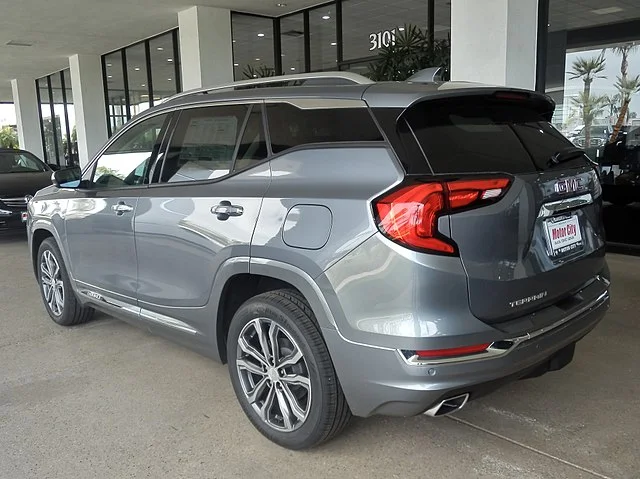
1, 233, 638, 479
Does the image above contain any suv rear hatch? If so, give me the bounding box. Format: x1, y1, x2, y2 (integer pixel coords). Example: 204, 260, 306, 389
372, 90, 606, 323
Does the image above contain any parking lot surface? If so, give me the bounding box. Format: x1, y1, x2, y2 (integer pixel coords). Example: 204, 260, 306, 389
1, 233, 638, 479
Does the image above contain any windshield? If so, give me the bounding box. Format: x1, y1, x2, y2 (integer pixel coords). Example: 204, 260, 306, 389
0, 151, 48, 174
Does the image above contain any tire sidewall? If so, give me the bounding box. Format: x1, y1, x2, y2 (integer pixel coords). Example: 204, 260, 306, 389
37, 239, 75, 325
227, 296, 331, 449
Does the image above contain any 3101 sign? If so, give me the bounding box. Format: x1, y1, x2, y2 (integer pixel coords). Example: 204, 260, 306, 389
369, 28, 397, 51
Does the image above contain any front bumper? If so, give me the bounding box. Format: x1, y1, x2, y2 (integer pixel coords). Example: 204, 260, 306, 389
323, 288, 609, 418
0, 210, 27, 231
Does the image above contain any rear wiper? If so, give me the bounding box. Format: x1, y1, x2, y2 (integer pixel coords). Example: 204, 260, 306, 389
547, 147, 594, 167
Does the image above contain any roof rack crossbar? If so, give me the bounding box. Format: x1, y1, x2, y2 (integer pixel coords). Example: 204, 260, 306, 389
162, 72, 373, 103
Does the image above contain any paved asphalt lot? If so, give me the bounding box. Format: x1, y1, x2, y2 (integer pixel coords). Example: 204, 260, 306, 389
1, 232, 638, 479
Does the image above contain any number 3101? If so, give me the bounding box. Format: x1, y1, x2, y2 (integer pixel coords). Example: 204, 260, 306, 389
369, 29, 397, 51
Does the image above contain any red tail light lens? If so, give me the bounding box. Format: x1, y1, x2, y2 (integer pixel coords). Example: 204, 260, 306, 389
374, 177, 511, 254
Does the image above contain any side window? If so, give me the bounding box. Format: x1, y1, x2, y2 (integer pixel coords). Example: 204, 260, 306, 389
266, 103, 383, 154
92, 114, 169, 188
160, 105, 248, 183
234, 104, 268, 171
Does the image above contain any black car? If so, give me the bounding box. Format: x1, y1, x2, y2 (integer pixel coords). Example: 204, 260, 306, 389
0, 149, 53, 231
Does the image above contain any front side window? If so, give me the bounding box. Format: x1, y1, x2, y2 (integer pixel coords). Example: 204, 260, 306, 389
92, 113, 169, 188
0, 151, 47, 174
159, 105, 249, 183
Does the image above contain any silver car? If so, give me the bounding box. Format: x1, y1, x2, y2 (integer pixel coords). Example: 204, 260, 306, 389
27, 72, 610, 449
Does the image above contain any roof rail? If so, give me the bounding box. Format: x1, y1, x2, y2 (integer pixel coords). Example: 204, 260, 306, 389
161, 71, 374, 103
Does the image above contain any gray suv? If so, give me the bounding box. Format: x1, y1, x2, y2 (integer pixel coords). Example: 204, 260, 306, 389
27, 72, 610, 449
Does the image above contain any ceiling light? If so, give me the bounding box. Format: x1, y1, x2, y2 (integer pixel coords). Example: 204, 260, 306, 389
255, 58, 260, 61
258, 33, 265, 37
290, 67, 296, 71
167, 78, 172, 81
330, 42, 337, 46
141, 83, 146, 87
134, 67, 140, 71
398, 26, 405, 31
106, 63, 112, 67
157, 47, 164, 51
322, 15, 330, 20
234, 63, 239, 67
591, 6, 623, 14
6, 40, 33, 47
232, 39, 236, 43
108, 75, 113, 78
167, 58, 173, 62
276, 2, 287, 7
141, 94, 149, 97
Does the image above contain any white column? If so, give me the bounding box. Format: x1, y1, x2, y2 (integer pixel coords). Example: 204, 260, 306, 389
450, 0, 539, 90
10, 78, 44, 160
69, 54, 109, 168
178, 6, 233, 91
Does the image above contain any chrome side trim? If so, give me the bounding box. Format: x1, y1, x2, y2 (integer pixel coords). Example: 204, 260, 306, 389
78, 288, 198, 335
401, 283, 609, 366
537, 193, 593, 218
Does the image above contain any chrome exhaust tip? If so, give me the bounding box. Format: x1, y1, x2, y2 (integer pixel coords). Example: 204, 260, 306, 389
424, 393, 470, 417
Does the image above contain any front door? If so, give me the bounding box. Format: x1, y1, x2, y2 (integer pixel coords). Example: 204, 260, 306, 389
134, 103, 270, 336
65, 113, 171, 302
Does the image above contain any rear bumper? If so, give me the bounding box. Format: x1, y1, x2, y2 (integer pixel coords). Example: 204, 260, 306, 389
323, 289, 609, 417
0, 210, 27, 231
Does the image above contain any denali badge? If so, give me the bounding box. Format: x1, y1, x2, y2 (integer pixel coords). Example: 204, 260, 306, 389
509, 291, 548, 308
554, 177, 583, 194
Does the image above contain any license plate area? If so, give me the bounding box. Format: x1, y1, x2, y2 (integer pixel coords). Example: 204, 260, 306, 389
544, 214, 584, 259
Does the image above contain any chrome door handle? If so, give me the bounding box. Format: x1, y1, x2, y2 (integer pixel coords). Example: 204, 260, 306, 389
111, 202, 134, 215
212, 201, 243, 220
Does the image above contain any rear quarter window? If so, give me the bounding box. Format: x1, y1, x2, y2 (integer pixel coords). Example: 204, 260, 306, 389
266, 103, 383, 154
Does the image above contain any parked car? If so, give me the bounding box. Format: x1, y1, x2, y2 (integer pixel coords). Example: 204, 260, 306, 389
0, 148, 54, 232
27, 72, 610, 449
571, 125, 612, 148
600, 125, 640, 206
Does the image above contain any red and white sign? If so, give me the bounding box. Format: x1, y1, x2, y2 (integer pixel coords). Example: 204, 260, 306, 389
545, 215, 583, 255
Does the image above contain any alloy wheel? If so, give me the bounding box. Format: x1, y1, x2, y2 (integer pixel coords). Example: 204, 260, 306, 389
41, 250, 64, 316
236, 317, 312, 432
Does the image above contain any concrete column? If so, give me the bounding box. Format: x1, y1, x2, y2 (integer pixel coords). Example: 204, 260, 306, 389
450, 0, 539, 90
178, 6, 233, 91
69, 54, 108, 168
10, 78, 44, 160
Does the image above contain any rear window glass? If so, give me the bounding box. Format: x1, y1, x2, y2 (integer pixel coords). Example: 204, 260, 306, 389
404, 98, 586, 174
266, 103, 383, 154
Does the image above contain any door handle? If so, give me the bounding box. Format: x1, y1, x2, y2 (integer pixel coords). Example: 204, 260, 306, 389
111, 202, 134, 215
212, 201, 243, 220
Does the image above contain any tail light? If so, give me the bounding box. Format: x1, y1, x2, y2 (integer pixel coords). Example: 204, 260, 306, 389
374, 178, 511, 255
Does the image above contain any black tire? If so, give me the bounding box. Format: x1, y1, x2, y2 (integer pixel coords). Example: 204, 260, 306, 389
37, 237, 94, 326
227, 289, 351, 450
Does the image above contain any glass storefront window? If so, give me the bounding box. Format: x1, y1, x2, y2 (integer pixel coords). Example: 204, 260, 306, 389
126, 43, 150, 117
149, 33, 179, 103
62, 69, 78, 165
434, 0, 451, 40
48, 73, 65, 164
308, 4, 337, 71
232, 14, 275, 80
104, 51, 127, 135
280, 14, 305, 74
37, 80, 56, 164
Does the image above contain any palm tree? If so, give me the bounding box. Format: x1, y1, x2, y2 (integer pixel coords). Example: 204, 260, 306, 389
610, 75, 640, 142
604, 93, 622, 118
571, 92, 608, 138
613, 43, 638, 81
568, 53, 607, 147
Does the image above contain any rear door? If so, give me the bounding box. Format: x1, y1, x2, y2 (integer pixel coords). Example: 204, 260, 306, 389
134, 102, 270, 336
400, 94, 606, 322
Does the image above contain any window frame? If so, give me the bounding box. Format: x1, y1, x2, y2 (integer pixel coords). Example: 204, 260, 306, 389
84, 111, 173, 191
148, 100, 271, 188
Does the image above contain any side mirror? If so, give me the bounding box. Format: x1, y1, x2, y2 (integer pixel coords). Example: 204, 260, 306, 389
52, 166, 82, 188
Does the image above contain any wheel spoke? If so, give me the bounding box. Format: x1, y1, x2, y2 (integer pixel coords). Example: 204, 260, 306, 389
238, 336, 268, 367
246, 376, 269, 404
281, 373, 311, 391
237, 358, 266, 376
281, 382, 308, 422
278, 348, 302, 369
259, 384, 276, 421
43, 284, 53, 302
253, 319, 272, 365
268, 321, 280, 366
40, 263, 52, 280
274, 386, 294, 430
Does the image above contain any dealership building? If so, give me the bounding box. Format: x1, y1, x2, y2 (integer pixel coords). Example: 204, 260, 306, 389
2, 0, 640, 248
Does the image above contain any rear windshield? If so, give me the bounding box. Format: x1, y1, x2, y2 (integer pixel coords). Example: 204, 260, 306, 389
403, 98, 587, 174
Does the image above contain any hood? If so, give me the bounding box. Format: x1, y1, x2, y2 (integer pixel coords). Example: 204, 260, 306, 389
0, 172, 53, 199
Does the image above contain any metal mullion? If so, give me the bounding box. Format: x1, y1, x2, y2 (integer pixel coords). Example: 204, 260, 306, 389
535, 0, 550, 92
172, 29, 182, 93
304, 10, 311, 72
274, 18, 282, 75
145, 40, 154, 108
428, 0, 435, 50
336, 0, 343, 64
101, 55, 113, 137
121, 49, 131, 120
35, 80, 48, 164
46, 76, 61, 166
59, 71, 73, 165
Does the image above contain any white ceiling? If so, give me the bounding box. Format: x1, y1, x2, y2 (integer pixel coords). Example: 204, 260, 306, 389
0, 0, 327, 100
